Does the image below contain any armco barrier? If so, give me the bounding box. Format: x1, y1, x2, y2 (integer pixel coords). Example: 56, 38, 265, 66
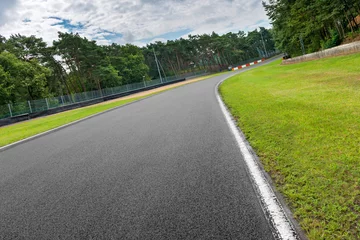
282, 41, 360, 64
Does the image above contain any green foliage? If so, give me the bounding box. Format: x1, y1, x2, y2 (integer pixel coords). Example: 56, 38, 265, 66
0, 28, 275, 104
104, 44, 149, 84
0, 66, 13, 104
0, 96, 142, 147
0, 52, 50, 104
263, 0, 360, 56
220, 54, 360, 239
5, 34, 47, 61
0, 32, 152, 104
93, 63, 122, 88
143, 29, 276, 78
0, 35, 6, 52
321, 29, 341, 49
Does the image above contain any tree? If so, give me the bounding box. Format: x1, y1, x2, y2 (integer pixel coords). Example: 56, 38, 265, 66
263, 0, 360, 56
0, 27, 276, 104
0, 35, 6, 53
5, 34, 47, 62
0, 65, 13, 104
143, 29, 275, 78
0, 51, 50, 103
104, 44, 149, 84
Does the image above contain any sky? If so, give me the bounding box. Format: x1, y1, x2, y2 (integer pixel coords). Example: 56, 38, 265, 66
0, 0, 271, 46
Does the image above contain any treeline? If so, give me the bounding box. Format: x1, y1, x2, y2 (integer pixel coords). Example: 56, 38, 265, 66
0, 33, 149, 105
144, 28, 275, 77
263, 0, 360, 56
0, 28, 275, 105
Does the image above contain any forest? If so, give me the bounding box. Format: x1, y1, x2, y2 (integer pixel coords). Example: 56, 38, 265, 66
263, 0, 360, 56
0, 28, 275, 105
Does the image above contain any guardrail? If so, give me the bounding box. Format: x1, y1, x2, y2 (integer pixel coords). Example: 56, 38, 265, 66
0, 71, 207, 124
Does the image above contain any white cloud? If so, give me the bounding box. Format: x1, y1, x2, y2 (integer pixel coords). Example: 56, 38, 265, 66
0, 0, 270, 45
0, 0, 19, 26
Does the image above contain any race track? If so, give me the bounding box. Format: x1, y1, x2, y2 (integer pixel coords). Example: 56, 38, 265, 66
0, 66, 276, 239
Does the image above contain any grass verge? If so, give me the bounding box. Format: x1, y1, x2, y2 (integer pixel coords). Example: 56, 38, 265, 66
220, 54, 360, 239
0, 97, 143, 147
0, 71, 229, 147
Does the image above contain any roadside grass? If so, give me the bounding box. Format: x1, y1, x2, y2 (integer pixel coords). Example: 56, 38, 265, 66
0, 97, 143, 147
0, 71, 230, 148
220, 54, 360, 239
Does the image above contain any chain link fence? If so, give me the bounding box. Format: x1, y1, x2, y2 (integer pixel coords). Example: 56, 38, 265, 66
0, 71, 207, 120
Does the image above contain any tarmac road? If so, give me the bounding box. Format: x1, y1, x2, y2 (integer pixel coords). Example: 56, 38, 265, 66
0, 66, 275, 239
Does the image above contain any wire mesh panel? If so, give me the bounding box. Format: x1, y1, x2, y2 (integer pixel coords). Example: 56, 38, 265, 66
73, 92, 84, 103
0, 104, 12, 119
146, 79, 161, 87
10, 101, 30, 116
48, 97, 62, 109
103, 88, 114, 97
62, 94, 74, 105
128, 82, 145, 91
31, 99, 48, 113
113, 85, 128, 94
163, 75, 178, 82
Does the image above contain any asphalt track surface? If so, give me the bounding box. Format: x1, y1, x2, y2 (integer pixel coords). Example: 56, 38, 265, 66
0, 67, 275, 239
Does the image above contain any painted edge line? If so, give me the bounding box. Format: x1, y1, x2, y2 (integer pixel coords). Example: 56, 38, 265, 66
0, 95, 157, 152
215, 76, 298, 240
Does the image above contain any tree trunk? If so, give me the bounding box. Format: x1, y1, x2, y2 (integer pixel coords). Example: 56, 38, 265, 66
333, 19, 343, 39
175, 52, 181, 73
168, 60, 178, 76
345, 11, 355, 33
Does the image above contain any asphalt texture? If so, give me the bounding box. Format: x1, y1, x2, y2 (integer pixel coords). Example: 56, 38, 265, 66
0, 68, 275, 239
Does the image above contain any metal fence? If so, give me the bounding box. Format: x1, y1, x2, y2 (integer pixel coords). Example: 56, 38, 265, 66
0, 71, 207, 120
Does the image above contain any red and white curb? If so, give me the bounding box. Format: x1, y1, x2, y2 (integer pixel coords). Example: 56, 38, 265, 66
215, 75, 298, 240
232, 58, 265, 71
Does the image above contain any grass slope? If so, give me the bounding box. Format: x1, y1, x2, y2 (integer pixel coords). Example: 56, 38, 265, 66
220, 55, 360, 239
0, 97, 141, 147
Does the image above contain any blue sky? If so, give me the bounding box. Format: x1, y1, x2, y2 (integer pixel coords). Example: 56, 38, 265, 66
0, 0, 271, 46
50, 17, 86, 32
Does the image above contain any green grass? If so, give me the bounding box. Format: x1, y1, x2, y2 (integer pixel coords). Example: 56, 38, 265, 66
220, 54, 360, 239
0, 97, 144, 147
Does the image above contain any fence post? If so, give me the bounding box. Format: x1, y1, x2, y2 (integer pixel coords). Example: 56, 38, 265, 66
28, 101, 32, 113
45, 98, 49, 110
61, 96, 65, 105
8, 104, 13, 117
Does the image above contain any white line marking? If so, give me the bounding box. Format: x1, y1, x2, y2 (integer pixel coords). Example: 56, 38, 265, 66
215, 76, 298, 240
0, 112, 104, 152
0, 96, 155, 152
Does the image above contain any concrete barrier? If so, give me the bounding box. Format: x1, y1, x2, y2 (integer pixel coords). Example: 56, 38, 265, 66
282, 41, 360, 64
